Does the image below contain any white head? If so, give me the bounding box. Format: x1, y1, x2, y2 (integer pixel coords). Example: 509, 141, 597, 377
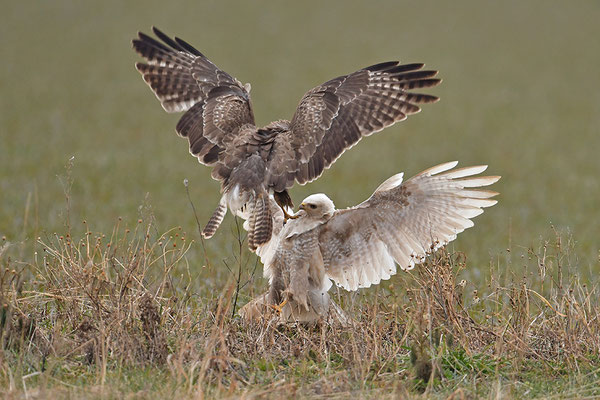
298, 193, 335, 219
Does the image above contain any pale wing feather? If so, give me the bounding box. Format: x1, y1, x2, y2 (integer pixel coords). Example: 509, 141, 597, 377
415, 160, 459, 176
319, 162, 500, 291
440, 165, 488, 179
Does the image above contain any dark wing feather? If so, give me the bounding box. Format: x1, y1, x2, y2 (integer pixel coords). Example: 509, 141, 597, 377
132, 27, 255, 168
265, 133, 300, 192
289, 62, 440, 185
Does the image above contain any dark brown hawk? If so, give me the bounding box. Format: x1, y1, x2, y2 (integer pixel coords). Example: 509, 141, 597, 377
132, 27, 441, 249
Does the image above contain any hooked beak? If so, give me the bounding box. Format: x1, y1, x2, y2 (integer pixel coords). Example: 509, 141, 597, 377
298, 203, 306, 211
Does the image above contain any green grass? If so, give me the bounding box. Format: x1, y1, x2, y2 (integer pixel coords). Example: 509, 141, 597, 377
2, 0, 600, 398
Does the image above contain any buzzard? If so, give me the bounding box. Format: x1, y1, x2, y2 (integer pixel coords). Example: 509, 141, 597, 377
240, 161, 500, 323
132, 27, 441, 249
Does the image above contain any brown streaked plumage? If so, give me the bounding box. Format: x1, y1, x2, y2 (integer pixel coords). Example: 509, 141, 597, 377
132, 27, 441, 249
240, 162, 500, 323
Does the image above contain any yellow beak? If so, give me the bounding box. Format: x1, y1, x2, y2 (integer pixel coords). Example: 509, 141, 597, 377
299, 203, 306, 211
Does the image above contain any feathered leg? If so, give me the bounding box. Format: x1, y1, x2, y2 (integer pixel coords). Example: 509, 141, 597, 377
274, 190, 298, 221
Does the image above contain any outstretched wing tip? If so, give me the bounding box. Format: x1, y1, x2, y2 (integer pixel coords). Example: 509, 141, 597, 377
465, 175, 501, 186
419, 161, 459, 176
374, 171, 405, 193
487, 175, 502, 184
486, 199, 499, 207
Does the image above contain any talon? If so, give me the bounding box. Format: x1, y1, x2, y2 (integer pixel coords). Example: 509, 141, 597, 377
269, 298, 288, 313
282, 209, 299, 222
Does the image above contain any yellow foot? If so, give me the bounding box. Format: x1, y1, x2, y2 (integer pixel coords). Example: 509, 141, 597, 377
269, 298, 288, 314
282, 209, 299, 222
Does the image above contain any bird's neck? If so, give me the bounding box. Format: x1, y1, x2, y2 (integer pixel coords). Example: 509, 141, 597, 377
283, 216, 324, 239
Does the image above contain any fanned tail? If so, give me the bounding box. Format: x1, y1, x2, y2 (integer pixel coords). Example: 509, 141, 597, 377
201, 198, 227, 239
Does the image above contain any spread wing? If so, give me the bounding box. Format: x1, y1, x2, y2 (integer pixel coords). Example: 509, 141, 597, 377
318, 162, 500, 291
288, 62, 441, 185
132, 27, 255, 167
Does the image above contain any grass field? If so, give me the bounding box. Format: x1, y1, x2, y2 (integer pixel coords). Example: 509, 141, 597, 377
2, 0, 600, 398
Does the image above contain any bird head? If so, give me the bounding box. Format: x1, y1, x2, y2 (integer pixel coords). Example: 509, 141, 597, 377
298, 193, 335, 220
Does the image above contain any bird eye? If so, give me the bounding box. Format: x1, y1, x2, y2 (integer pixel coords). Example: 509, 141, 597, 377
309, 204, 317, 209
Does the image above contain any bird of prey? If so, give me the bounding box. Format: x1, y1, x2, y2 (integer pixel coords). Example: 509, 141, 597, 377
240, 161, 500, 323
132, 27, 441, 249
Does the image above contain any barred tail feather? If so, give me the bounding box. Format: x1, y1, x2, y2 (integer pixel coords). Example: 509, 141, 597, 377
246, 201, 257, 250
201, 199, 227, 239
249, 193, 273, 250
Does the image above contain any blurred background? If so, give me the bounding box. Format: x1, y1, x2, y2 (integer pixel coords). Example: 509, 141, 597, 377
1, 0, 599, 286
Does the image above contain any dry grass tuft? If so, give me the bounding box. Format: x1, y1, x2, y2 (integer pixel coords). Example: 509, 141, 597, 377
1, 221, 195, 379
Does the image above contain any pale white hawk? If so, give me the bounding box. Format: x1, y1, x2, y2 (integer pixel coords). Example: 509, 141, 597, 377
240, 161, 500, 323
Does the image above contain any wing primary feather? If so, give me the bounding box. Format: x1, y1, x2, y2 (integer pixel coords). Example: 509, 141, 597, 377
398, 78, 442, 90
365, 61, 400, 71
151, 27, 186, 52
134, 32, 171, 52
395, 70, 439, 81
374, 172, 404, 193
438, 165, 488, 179
385, 63, 425, 74
459, 189, 500, 199
174, 36, 204, 56
456, 176, 501, 187
417, 161, 459, 177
